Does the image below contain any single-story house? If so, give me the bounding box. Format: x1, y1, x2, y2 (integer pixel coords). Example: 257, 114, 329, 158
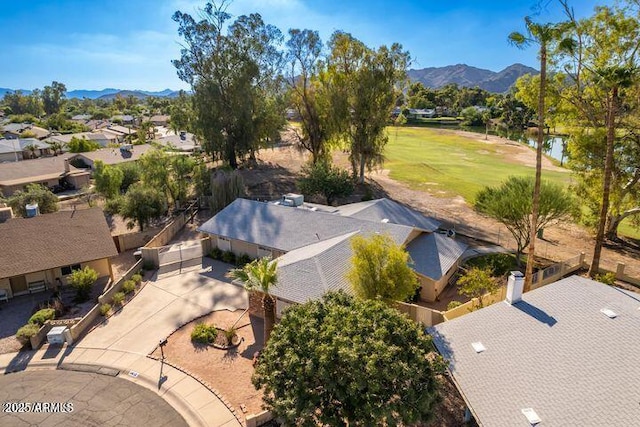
0, 208, 118, 298
73, 143, 156, 169
430, 274, 640, 427
149, 115, 170, 126
110, 115, 134, 125
1, 123, 50, 140
0, 154, 90, 196
0, 138, 52, 162
46, 132, 116, 148
198, 197, 467, 308
102, 125, 135, 143
84, 120, 110, 131
154, 132, 199, 152
71, 114, 92, 122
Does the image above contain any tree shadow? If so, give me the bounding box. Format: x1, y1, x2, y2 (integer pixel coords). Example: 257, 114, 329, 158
5, 349, 36, 373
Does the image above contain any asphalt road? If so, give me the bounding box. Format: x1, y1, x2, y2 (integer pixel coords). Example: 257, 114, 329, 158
0, 370, 188, 427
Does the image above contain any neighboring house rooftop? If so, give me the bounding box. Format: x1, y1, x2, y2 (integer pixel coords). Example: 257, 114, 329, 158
71, 114, 92, 121
430, 275, 640, 427
198, 198, 415, 253
155, 133, 198, 152
106, 125, 135, 135
46, 132, 113, 146
75, 144, 155, 166
0, 138, 49, 154
407, 232, 467, 280
2, 123, 50, 139
0, 153, 80, 186
0, 208, 118, 278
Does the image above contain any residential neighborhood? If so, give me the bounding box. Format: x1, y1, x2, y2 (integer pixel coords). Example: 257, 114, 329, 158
1, 1, 640, 427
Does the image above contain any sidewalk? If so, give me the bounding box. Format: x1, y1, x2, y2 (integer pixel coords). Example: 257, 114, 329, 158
0, 346, 242, 427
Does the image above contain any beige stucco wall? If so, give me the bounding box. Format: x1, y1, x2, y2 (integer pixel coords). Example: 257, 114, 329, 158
83, 258, 111, 278
25, 271, 46, 284
0, 152, 21, 163
418, 273, 438, 302
0, 277, 12, 298
0, 177, 59, 197
66, 173, 90, 190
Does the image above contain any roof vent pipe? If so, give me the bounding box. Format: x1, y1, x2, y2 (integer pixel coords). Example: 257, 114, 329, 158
506, 271, 524, 305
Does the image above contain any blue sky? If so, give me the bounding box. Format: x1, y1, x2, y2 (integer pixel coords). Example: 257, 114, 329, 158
0, 0, 609, 91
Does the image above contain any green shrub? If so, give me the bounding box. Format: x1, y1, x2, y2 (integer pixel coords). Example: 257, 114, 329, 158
29, 308, 56, 326
100, 303, 112, 316
223, 327, 237, 345
113, 291, 125, 306
16, 323, 41, 343
595, 272, 616, 286
131, 273, 142, 284
222, 250, 236, 265
209, 247, 222, 260
235, 253, 251, 267
69, 266, 99, 302
446, 301, 463, 311
191, 323, 218, 344
122, 280, 136, 295
465, 253, 517, 277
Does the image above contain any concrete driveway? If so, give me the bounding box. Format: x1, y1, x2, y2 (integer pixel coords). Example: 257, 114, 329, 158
79, 259, 247, 355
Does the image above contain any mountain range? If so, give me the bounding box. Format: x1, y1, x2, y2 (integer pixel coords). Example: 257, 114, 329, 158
0, 63, 538, 100
0, 87, 183, 99
407, 63, 538, 93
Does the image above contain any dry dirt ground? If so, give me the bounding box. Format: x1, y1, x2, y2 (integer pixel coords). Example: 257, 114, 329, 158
150, 309, 266, 419
248, 128, 640, 280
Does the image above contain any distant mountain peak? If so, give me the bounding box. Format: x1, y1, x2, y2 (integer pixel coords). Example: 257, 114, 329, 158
407, 63, 538, 93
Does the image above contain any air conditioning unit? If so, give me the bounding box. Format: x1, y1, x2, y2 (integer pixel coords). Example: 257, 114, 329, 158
283, 193, 304, 207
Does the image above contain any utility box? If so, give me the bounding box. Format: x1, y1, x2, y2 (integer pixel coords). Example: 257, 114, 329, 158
47, 326, 68, 345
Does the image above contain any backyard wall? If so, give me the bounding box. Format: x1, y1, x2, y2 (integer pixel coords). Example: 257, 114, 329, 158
395, 301, 444, 327
113, 227, 161, 252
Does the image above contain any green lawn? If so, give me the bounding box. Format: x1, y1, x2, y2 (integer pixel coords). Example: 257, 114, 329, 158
384, 127, 572, 202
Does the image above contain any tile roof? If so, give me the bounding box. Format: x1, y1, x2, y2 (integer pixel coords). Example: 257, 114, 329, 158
0, 208, 118, 278
332, 198, 440, 231
0, 153, 83, 186
407, 233, 467, 280
430, 276, 640, 427
198, 198, 415, 252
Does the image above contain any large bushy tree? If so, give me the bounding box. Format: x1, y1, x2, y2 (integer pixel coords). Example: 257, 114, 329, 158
346, 233, 418, 303
557, 2, 640, 275
93, 160, 123, 199
475, 176, 576, 265
6, 184, 59, 217
172, 1, 285, 168
327, 31, 410, 183
253, 291, 441, 426
118, 184, 166, 231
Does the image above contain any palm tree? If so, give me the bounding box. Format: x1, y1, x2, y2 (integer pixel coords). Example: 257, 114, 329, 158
588, 66, 635, 276
508, 18, 571, 292
49, 141, 63, 156
24, 143, 38, 159
227, 257, 278, 343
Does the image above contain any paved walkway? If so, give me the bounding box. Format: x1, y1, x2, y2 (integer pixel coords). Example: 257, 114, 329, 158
79, 260, 248, 354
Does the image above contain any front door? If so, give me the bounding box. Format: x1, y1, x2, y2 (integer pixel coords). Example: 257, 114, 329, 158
9, 275, 28, 295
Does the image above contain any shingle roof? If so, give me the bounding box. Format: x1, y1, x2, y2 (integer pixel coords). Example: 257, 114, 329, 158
274, 232, 358, 303
198, 198, 415, 252
430, 276, 640, 427
333, 198, 440, 231
0, 208, 118, 278
75, 144, 155, 165
407, 233, 467, 280
155, 133, 198, 151
0, 138, 50, 153
0, 153, 83, 186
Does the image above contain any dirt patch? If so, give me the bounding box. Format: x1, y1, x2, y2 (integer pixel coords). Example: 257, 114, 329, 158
150, 309, 265, 419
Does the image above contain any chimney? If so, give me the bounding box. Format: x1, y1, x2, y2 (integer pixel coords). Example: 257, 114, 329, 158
506, 271, 524, 305
64, 158, 70, 173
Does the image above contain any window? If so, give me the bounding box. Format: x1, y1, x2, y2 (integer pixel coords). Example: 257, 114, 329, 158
61, 264, 81, 276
